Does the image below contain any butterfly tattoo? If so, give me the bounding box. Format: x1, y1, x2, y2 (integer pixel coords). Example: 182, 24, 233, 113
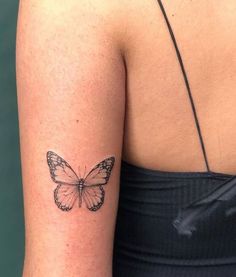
46, 151, 115, 212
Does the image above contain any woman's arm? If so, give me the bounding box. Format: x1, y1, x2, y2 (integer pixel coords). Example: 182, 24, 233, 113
16, 1, 126, 276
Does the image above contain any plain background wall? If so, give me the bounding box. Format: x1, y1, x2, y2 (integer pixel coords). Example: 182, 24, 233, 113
0, 1, 25, 276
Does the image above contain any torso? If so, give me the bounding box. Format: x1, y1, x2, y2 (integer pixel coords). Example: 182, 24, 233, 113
121, 0, 236, 174
113, 2, 236, 275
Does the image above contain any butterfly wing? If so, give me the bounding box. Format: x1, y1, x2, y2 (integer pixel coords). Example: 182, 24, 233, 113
82, 156, 115, 211
84, 156, 115, 186
82, 186, 105, 211
54, 184, 79, 211
46, 151, 80, 211
47, 151, 79, 185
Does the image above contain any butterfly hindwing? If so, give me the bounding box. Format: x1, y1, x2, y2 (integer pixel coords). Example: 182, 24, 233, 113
54, 184, 79, 211
47, 151, 79, 185
84, 156, 115, 187
82, 185, 105, 211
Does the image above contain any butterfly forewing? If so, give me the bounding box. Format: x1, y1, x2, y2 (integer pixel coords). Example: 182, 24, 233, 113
47, 151, 79, 185
84, 156, 115, 187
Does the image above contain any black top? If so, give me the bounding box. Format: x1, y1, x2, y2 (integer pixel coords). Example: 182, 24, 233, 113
113, 1, 236, 276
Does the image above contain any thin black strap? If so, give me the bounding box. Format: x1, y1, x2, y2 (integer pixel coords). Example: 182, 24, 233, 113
156, 0, 210, 172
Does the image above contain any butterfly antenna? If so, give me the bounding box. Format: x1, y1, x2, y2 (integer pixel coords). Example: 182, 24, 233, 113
83, 165, 87, 179
78, 165, 81, 179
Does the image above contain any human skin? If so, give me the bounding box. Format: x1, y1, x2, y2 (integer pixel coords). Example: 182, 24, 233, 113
16, 1, 126, 276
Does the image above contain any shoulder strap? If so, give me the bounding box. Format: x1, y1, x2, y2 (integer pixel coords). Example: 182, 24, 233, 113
156, 0, 210, 172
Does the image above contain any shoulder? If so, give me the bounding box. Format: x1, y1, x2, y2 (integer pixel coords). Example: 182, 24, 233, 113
18, 0, 130, 52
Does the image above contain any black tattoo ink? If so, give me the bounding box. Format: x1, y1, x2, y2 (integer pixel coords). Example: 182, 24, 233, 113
46, 151, 115, 212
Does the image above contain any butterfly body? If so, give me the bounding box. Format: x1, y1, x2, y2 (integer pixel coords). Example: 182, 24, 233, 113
46, 151, 115, 212
78, 181, 83, 207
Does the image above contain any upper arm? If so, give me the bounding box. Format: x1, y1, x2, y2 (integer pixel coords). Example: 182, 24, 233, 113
16, 1, 126, 276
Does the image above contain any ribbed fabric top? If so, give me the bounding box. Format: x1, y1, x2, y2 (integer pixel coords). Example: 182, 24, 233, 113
113, 161, 236, 276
